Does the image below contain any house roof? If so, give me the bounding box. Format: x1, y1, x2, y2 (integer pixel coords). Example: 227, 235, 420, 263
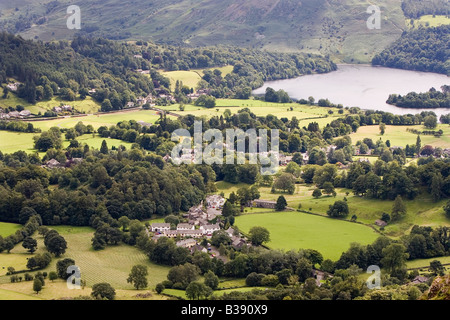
375, 220, 387, 227
177, 223, 194, 229
253, 199, 277, 204
202, 224, 220, 230
151, 223, 170, 228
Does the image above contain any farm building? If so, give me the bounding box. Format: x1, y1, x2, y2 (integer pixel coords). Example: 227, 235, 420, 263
200, 224, 220, 235
177, 223, 195, 231
176, 239, 197, 248
252, 199, 277, 209
151, 223, 171, 233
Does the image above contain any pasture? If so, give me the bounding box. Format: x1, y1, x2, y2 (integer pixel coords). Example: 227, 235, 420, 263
407, 15, 450, 29
161, 65, 234, 90
0, 222, 22, 237
216, 182, 450, 238
0, 93, 100, 115
28, 109, 164, 131
0, 132, 134, 155
349, 124, 450, 149
235, 211, 380, 261
159, 99, 345, 127
0, 131, 38, 154
0, 225, 171, 299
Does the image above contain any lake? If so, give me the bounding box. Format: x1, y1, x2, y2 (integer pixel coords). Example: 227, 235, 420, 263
253, 64, 450, 117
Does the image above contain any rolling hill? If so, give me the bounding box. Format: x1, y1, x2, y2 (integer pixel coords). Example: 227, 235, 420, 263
0, 0, 407, 63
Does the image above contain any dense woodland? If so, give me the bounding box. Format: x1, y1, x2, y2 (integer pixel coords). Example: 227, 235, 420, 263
0, 107, 448, 227
0, 33, 155, 106
372, 25, 449, 76
401, 0, 450, 19
387, 86, 450, 109
0, 33, 336, 107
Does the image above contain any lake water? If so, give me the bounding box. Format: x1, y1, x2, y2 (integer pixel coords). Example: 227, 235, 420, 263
253, 64, 450, 117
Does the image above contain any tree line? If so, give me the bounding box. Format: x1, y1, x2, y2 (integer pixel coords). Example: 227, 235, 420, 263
372, 25, 449, 75
401, 0, 449, 19
387, 86, 450, 109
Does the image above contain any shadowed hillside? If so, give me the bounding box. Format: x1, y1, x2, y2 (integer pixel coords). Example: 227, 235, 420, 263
0, 0, 406, 63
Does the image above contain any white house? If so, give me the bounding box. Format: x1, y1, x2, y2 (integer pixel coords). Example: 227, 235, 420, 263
8, 111, 20, 118
176, 239, 197, 248
177, 223, 195, 231
61, 105, 72, 111
19, 110, 32, 117
181, 230, 204, 238
6, 83, 20, 92
200, 224, 220, 235
151, 223, 171, 233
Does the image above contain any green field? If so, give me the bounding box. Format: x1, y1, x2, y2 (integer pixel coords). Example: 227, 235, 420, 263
407, 15, 450, 29
0, 132, 134, 155
0, 225, 171, 299
235, 211, 379, 261
0, 131, 38, 154
0, 92, 101, 115
159, 99, 345, 127
161, 70, 202, 90
29, 109, 164, 131
0, 109, 166, 154
406, 256, 450, 270
161, 65, 234, 90
217, 181, 450, 239
62, 134, 134, 151
349, 124, 450, 149
0, 222, 22, 237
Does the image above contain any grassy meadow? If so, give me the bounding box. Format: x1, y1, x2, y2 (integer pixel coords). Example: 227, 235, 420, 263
161, 65, 234, 90
350, 124, 450, 149
0, 225, 171, 299
0, 93, 101, 115
235, 211, 379, 261
216, 181, 450, 239
0, 222, 22, 237
29, 109, 164, 131
407, 15, 450, 29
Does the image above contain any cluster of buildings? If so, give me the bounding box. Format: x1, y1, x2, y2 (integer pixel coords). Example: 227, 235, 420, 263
52, 105, 73, 114
148, 194, 248, 252
187, 89, 210, 100
0, 109, 32, 119
41, 158, 83, 169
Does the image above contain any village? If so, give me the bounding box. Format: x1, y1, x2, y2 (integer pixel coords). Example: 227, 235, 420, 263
147, 194, 249, 259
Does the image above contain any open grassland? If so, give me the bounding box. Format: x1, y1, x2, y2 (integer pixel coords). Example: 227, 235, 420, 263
216, 182, 450, 239
62, 134, 134, 151
0, 280, 168, 300
235, 211, 379, 261
350, 124, 450, 148
406, 256, 450, 270
407, 15, 450, 29
0, 131, 38, 154
0, 222, 22, 237
0, 225, 171, 300
0, 93, 100, 115
161, 70, 202, 90
160, 65, 233, 90
0, 132, 134, 155
256, 185, 450, 237
160, 99, 345, 126
0, 109, 164, 154
28, 109, 163, 131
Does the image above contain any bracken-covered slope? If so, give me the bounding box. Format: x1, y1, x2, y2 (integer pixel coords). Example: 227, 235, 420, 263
0, 0, 406, 63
